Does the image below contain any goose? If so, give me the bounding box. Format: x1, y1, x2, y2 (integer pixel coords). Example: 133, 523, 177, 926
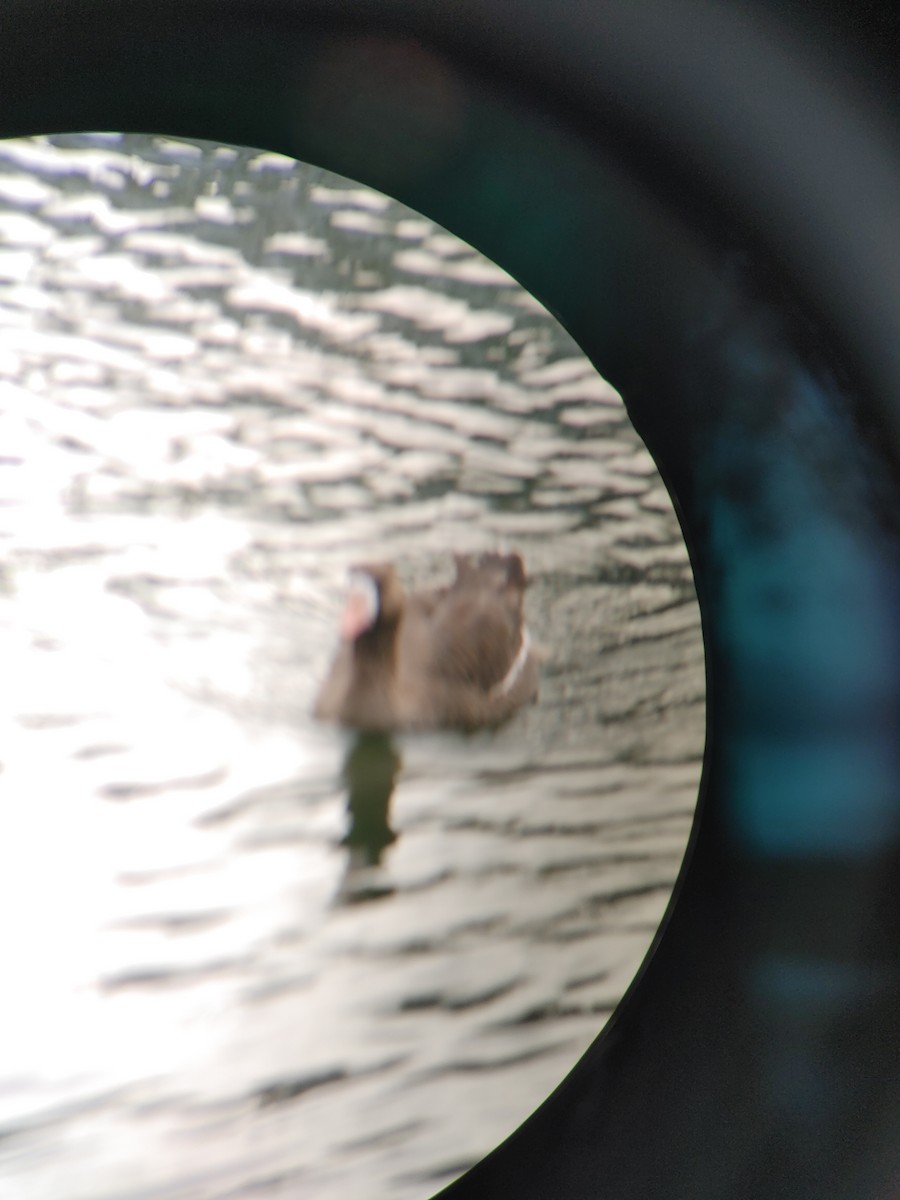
314, 552, 539, 731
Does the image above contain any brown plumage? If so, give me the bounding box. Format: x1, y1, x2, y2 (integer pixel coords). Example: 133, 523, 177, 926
313, 552, 539, 732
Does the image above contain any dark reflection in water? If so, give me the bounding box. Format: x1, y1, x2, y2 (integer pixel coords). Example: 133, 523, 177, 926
341, 733, 400, 869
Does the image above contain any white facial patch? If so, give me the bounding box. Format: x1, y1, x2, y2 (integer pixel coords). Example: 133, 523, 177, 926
340, 570, 380, 640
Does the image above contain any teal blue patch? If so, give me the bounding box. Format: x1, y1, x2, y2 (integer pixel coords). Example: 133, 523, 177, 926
728, 734, 897, 856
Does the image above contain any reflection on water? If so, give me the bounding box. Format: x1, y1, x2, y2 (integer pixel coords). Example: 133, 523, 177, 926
343, 735, 401, 867
341, 735, 401, 892
0, 133, 705, 1199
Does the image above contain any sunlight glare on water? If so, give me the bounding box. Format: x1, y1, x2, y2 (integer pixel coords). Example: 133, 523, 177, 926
0, 133, 704, 1200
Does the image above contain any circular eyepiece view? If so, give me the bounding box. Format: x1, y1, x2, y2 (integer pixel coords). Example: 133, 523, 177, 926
0, 133, 704, 1200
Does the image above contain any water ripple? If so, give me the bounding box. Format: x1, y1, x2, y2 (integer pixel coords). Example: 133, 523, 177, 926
0, 132, 704, 1200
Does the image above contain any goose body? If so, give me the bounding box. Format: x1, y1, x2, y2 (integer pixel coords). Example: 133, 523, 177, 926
314, 553, 539, 732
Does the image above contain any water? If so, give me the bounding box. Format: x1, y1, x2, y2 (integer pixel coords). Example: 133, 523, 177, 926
0, 134, 705, 1200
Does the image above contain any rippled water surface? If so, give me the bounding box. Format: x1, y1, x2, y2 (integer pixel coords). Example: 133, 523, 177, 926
0, 134, 705, 1199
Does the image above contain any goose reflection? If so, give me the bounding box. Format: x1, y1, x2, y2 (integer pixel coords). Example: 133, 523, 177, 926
338, 733, 402, 899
